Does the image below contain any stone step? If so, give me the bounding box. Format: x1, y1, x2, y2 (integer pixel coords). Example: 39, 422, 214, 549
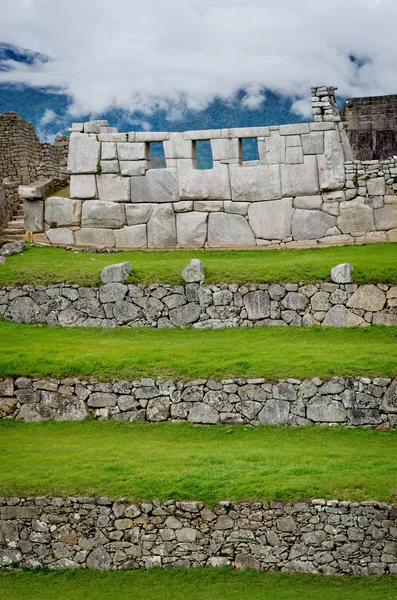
7, 221, 24, 229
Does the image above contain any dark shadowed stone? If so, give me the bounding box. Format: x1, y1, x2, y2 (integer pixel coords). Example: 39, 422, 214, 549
347, 409, 382, 425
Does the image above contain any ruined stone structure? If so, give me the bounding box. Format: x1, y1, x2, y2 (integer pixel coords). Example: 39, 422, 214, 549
341, 95, 397, 161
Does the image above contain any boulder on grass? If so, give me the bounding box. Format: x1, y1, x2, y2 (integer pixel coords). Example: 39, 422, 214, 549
100, 262, 132, 284
181, 258, 205, 283
0, 242, 26, 256
330, 263, 353, 284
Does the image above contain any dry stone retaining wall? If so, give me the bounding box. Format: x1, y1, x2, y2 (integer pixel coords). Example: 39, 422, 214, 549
1, 375, 397, 428
1, 281, 397, 329
1, 496, 396, 574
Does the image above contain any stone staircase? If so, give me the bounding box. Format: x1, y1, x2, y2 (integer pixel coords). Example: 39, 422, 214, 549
0, 200, 25, 244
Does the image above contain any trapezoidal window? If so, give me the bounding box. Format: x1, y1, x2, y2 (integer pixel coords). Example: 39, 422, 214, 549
149, 142, 166, 168
195, 140, 213, 170
241, 137, 259, 163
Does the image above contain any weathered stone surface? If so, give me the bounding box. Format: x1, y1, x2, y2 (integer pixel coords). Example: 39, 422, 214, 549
46, 228, 75, 245
331, 263, 353, 284
322, 305, 365, 327
147, 397, 170, 421
23, 199, 44, 233
117, 142, 147, 161
178, 160, 231, 200
230, 164, 281, 201
338, 202, 375, 234
258, 399, 290, 425
70, 175, 97, 199
244, 291, 271, 319
374, 205, 397, 231
46, 197, 81, 228
125, 204, 154, 225
120, 160, 149, 177
207, 213, 255, 247
347, 285, 386, 312
248, 198, 293, 240
131, 169, 179, 203
169, 302, 201, 326
113, 301, 142, 324
114, 226, 147, 248
68, 133, 100, 174
100, 262, 132, 284
307, 399, 347, 422
177, 212, 207, 247
188, 403, 220, 424
258, 131, 285, 164
97, 175, 130, 203
5, 297, 42, 323
318, 129, 345, 191
294, 195, 322, 210
381, 380, 397, 413
99, 283, 127, 303
147, 204, 176, 248
81, 201, 125, 229
281, 156, 319, 196
292, 209, 335, 240
86, 546, 111, 570
75, 228, 115, 247
301, 132, 324, 155
367, 178, 386, 196
282, 292, 309, 311
0, 242, 26, 256
181, 259, 205, 283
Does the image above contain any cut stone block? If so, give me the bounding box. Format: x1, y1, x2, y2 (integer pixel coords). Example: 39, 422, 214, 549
281, 155, 319, 196
230, 164, 281, 202
97, 175, 130, 202
173, 201, 193, 213
322, 305, 365, 327
374, 205, 397, 230
101, 142, 118, 160
248, 198, 293, 240
285, 146, 303, 164
367, 178, 386, 196
279, 124, 310, 135
24, 199, 44, 232
301, 132, 324, 154
134, 131, 170, 142
100, 161, 119, 174
70, 175, 97, 199
178, 160, 231, 200
131, 169, 179, 203
75, 228, 115, 247
293, 196, 322, 210
258, 131, 285, 164
147, 203, 177, 248
164, 133, 194, 159
125, 204, 154, 225
317, 130, 345, 191
117, 143, 148, 161
337, 201, 375, 234
81, 200, 125, 228
100, 262, 132, 283
120, 161, 149, 176
292, 209, 336, 240
114, 225, 147, 248
224, 201, 249, 216
347, 284, 386, 312
177, 212, 208, 248
46, 197, 82, 228
207, 213, 255, 247
193, 201, 223, 212
67, 133, 100, 174
46, 228, 75, 245
19, 180, 53, 199
330, 263, 353, 284
211, 138, 240, 161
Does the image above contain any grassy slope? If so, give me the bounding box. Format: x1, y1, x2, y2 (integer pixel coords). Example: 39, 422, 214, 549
1, 569, 396, 600
0, 321, 396, 381
0, 244, 396, 286
1, 421, 396, 503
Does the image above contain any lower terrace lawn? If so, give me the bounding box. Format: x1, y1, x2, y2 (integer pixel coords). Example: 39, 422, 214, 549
0, 243, 396, 287
1, 569, 396, 600
0, 321, 396, 381
0, 421, 396, 503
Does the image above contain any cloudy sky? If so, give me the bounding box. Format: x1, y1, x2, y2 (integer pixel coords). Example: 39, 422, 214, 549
0, 0, 395, 119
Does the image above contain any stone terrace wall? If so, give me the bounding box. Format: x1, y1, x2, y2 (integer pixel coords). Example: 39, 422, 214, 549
1, 496, 396, 574
1, 375, 397, 428
0, 183, 6, 233
1, 282, 397, 329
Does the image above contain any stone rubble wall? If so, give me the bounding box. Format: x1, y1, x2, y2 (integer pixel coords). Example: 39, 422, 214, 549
1, 281, 397, 330
1, 496, 396, 575
1, 375, 397, 428
0, 183, 6, 233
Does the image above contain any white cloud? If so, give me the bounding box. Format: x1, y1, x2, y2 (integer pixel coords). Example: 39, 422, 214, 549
39, 108, 57, 125
0, 0, 396, 120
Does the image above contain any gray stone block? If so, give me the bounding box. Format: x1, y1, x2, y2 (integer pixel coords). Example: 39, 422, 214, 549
301, 132, 324, 155
230, 164, 281, 201
244, 290, 271, 319
67, 133, 100, 174
100, 161, 119, 174
367, 178, 386, 196
258, 399, 290, 425
177, 212, 208, 248
24, 199, 44, 232
281, 156, 319, 196
292, 209, 336, 240
164, 133, 195, 159
211, 138, 240, 161
100, 262, 132, 284
258, 131, 285, 164
374, 205, 397, 230
169, 303, 201, 326
46, 228, 75, 245
337, 202, 375, 234
101, 142, 118, 160
193, 201, 223, 212
181, 259, 205, 283
81, 201, 125, 229
97, 175, 130, 203
224, 201, 249, 216
131, 169, 179, 203
46, 197, 82, 228
147, 204, 176, 248
318, 130, 345, 191
293, 196, 322, 210
70, 175, 97, 199
207, 213, 255, 247
248, 198, 293, 240
322, 305, 366, 327
177, 160, 231, 200
347, 285, 386, 312
114, 225, 147, 248
75, 228, 115, 247
125, 204, 154, 225
307, 399, 347, 422
331, 264, 353, 284
188, 403, 219, 424
117, 142, 148, 161
120, 161, 149, 176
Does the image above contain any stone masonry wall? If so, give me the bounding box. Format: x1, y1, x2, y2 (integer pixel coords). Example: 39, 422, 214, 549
1, 496, 396, 575
0, 183, 6, 233
1, 375, 397, 428
1, 281, 397, 329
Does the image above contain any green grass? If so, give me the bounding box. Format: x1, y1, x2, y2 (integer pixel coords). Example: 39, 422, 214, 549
0, 321, 396, 381
1, 569, 396, 600
0, 243, 396, 286
1, 421, 396, 503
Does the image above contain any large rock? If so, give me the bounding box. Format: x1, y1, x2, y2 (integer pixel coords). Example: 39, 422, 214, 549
147, 397, 171, 421
5, 297, 42, 323
117, 142, 147, 160
24, 199, 44, 232
317, 129, 345, 191
374, 205, 397, 230
207, 213, 255, 247
169, 302, 201, 326
282, 292, 309, 311
46, 197, 82, 228
292, 209, 335, 240
176, 212, 208, 247
41, 392, 89, 421
99, 283, 127, 303
178, 160, 231, 200
147, 203, 176, 248
67, 133, 100, 174
97, 174, 130, 202
229, 164, 281, 201
381, 380, 397, 413
337, 202, 375, 234
188, 403, 220, 424
46, 228, 75, 245
81, 201, 125, 229
244, 290, 271, 319
281, 155, 319, 196
0, 241, 26, 256
125, 204, 154, 225
181, 259, 205, 283
130, 169, 179, 203
100, 262, 132, 284
248, 198, 293, 240
86, 546, 111, 570
115, 225, 147, 248
307, 398, 347, 422
75, 228, 115, 247
331, 263, 353, 284
347, 285, 386, 312
367, 177, 386, 196
113, 301, 142, 324
258, 399, 290, 425
70, 175, 97, 199
322, 305, 365, 327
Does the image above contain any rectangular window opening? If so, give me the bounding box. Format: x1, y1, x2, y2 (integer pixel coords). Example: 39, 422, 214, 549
241, 137, 259, 163
195, 140, 213, 170
149, 142, 166, 169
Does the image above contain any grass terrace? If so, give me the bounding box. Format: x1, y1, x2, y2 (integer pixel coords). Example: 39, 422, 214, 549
1, 569, 396, 600
1, 421, 396, 503
0, 243, 396, 287
0, 321, 396, 381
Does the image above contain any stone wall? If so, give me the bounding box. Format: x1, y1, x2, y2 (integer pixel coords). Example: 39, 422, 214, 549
0, 183, 6, 233
1, 281, 397, 329
1, 496, 396, 574
1, 375, 396, 428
